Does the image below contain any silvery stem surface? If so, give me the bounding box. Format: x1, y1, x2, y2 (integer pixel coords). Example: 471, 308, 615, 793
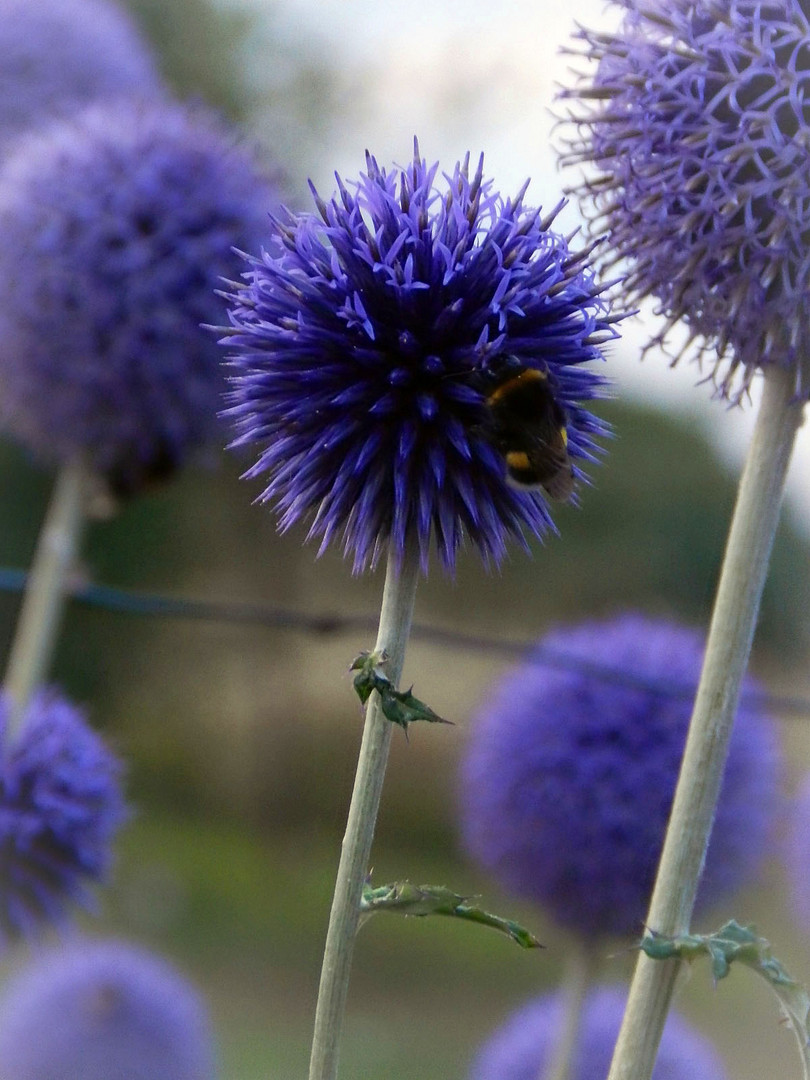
606, 366, 804, 1080
308, 538, 420, 1080
4, 460, 87, 743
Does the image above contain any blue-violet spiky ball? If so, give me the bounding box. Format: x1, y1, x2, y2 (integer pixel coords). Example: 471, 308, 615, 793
468, 985, 728, 1080
220, 143, 619, 572
0, 939, 215, 1080
0, 99, 274, 498
0, 0, 163, 149
0, 689, 127, 943
458, 614, 781, 939
559, 0, 810, 400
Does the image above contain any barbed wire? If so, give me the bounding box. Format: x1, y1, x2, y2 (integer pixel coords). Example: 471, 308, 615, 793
0, 566, 807, 717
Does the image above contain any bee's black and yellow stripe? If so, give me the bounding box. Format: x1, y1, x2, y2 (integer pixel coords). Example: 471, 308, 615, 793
485, 367, 547, 408
485, 365, 573, 497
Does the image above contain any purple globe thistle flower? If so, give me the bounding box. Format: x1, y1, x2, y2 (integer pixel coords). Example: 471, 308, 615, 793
468, 985, 728, 1080
785, 772, 810, 927
0, 99, 275, 498
558, 0, 810, 401
0, 939, 216, 1080
0, 0, 163, 149
0, 688, 127, 942
220, 143, 620, 572
458, 614, 781, 940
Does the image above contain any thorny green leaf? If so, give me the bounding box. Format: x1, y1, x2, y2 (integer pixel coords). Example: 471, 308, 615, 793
360, 880, 542, 949
350, 651, 451, 730
640, 921, 810, 1080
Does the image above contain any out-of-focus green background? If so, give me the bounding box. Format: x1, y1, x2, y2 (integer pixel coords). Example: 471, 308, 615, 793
2, 2, 810, 1077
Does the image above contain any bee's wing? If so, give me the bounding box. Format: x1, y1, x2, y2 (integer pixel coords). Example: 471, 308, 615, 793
540, 457, 575, 500
531, 423, 575, 500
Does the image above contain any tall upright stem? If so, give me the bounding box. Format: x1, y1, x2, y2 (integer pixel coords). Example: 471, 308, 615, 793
308, 538, 420, 1080
4, 461, 87, 743
606, 366, 804, 1080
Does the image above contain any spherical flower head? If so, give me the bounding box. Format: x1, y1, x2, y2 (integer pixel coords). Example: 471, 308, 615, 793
785, 772, 810, 927
458, 613, 781, 939
0, 99, 275, 497
220, 143, 619, 572
468, 985, 728, 1080
0, 0, 163, 149
0, 689, 127, 943
559, 0, 810, 401
0, 939, 216, 1080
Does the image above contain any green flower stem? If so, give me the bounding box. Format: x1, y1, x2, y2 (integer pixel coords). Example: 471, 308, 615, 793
4, 460, 88, 743
308, 537, 421, 1080
544, 942, 598, 1080
606, 365, 804, 1080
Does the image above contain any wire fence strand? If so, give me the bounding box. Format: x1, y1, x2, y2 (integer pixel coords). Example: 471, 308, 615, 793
0, 566, 806, 717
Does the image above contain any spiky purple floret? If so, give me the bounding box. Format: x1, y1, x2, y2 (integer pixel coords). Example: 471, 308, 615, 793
0, 0, 163, 148
458, 614, 781, 939
0, 689, 127, 943
0, 940, 215, 1080
468, 985, 728, 1080
0, 99, 274, 497
559, 0, 810, 401
220, 144, 619, 572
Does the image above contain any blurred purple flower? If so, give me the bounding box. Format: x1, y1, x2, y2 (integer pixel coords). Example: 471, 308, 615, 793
0, 939, 215, 1080
559, 0, 810, 401
0, 689, 126, 942
219, 144, 620, 572
459, 614, 781, 939
785, 772, 810, 927
0, 99, 275, 497
468, 985, 728, 1080
0, 0, 163, 149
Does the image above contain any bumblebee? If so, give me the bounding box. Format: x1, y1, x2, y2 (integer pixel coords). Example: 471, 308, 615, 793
485, 365, 575, 500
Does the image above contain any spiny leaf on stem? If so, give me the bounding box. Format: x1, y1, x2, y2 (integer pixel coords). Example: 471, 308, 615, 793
640, 920, 810, 1080
350, 650, 451, 731
360, 879, 542, 949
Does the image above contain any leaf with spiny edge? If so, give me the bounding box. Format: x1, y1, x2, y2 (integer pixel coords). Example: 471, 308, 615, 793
640, 921, 810, 1080
350, 650, 450, 730
360, 880, 542, 949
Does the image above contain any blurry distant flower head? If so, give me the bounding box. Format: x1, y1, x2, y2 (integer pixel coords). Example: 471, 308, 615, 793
459, 614, 780, 939
785, 772, 810, 927
559, 0, 810, 401
468, 985, 728, 1080
0, 99, 274, 498
0, 689, 126, 942
220, 143, 619, 573
0, 0, 163, 149
0, 939, 215, 1080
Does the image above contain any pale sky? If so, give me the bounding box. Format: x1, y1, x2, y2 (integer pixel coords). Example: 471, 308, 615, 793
247, 0, 810, 532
